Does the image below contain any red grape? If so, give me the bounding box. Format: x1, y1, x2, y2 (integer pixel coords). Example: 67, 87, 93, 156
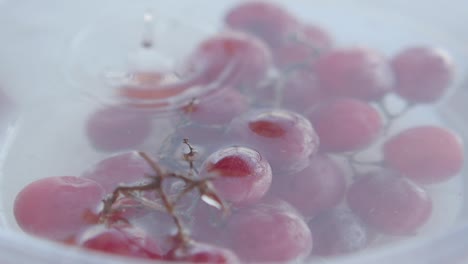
383, 126, 464, 184
14, 176, 104, 241
183, 31, 271, 89
228, 109, 319, 173
347, 170, 432, 235
225, 1, 299, 48
391, 46, 455, 103
309, 209, 372, 256
200, 146, 272, 205
82, 151, 153, 193
316, 47, 393, 100
308, 98, 382, 152
181, 87, 248, 126
77, 223, 162, 260
273, 23, 333, 68
273, 155, 346, 218
226, 198, 312, 262
167, 241, 239, 263
86, 105, 152, 152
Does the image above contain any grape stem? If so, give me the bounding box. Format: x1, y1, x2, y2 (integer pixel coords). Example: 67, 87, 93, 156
377, 99, 414, 133
183, 138, 199, 175
98, 142, 227, 248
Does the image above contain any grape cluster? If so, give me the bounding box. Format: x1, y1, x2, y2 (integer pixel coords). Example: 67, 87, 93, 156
14, 1, 464, 263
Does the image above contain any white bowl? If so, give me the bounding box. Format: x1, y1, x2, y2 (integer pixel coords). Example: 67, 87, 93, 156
0, 1, 467, 263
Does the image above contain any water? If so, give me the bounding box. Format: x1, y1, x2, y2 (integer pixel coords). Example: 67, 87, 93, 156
0, 0, 466, 261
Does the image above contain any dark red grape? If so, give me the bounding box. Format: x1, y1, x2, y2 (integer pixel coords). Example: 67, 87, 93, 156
200, 146, 272, 205
308, 98, 382, 152
183, 31, 271, 89
228, 109, 319, 173
86, 106, 152, 152
226, 198, 312, 262
167, 241, 239, 263
316, 47, 393, 100
181, 88, 249, 126
347, 170, 432, 235
391, 46, 455, 103
225, 1, 299, 48
309, 209, 372, 256
273, 23, 333, 68
273, 155, 346, 218
14, 176, 104, 241
77, 224, 162, 260
383, 126, 464, 184
82, 151, 153, 193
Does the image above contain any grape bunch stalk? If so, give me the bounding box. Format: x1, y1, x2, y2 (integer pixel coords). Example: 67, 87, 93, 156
98, 144, 223, 240
95, 141, 243, 263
